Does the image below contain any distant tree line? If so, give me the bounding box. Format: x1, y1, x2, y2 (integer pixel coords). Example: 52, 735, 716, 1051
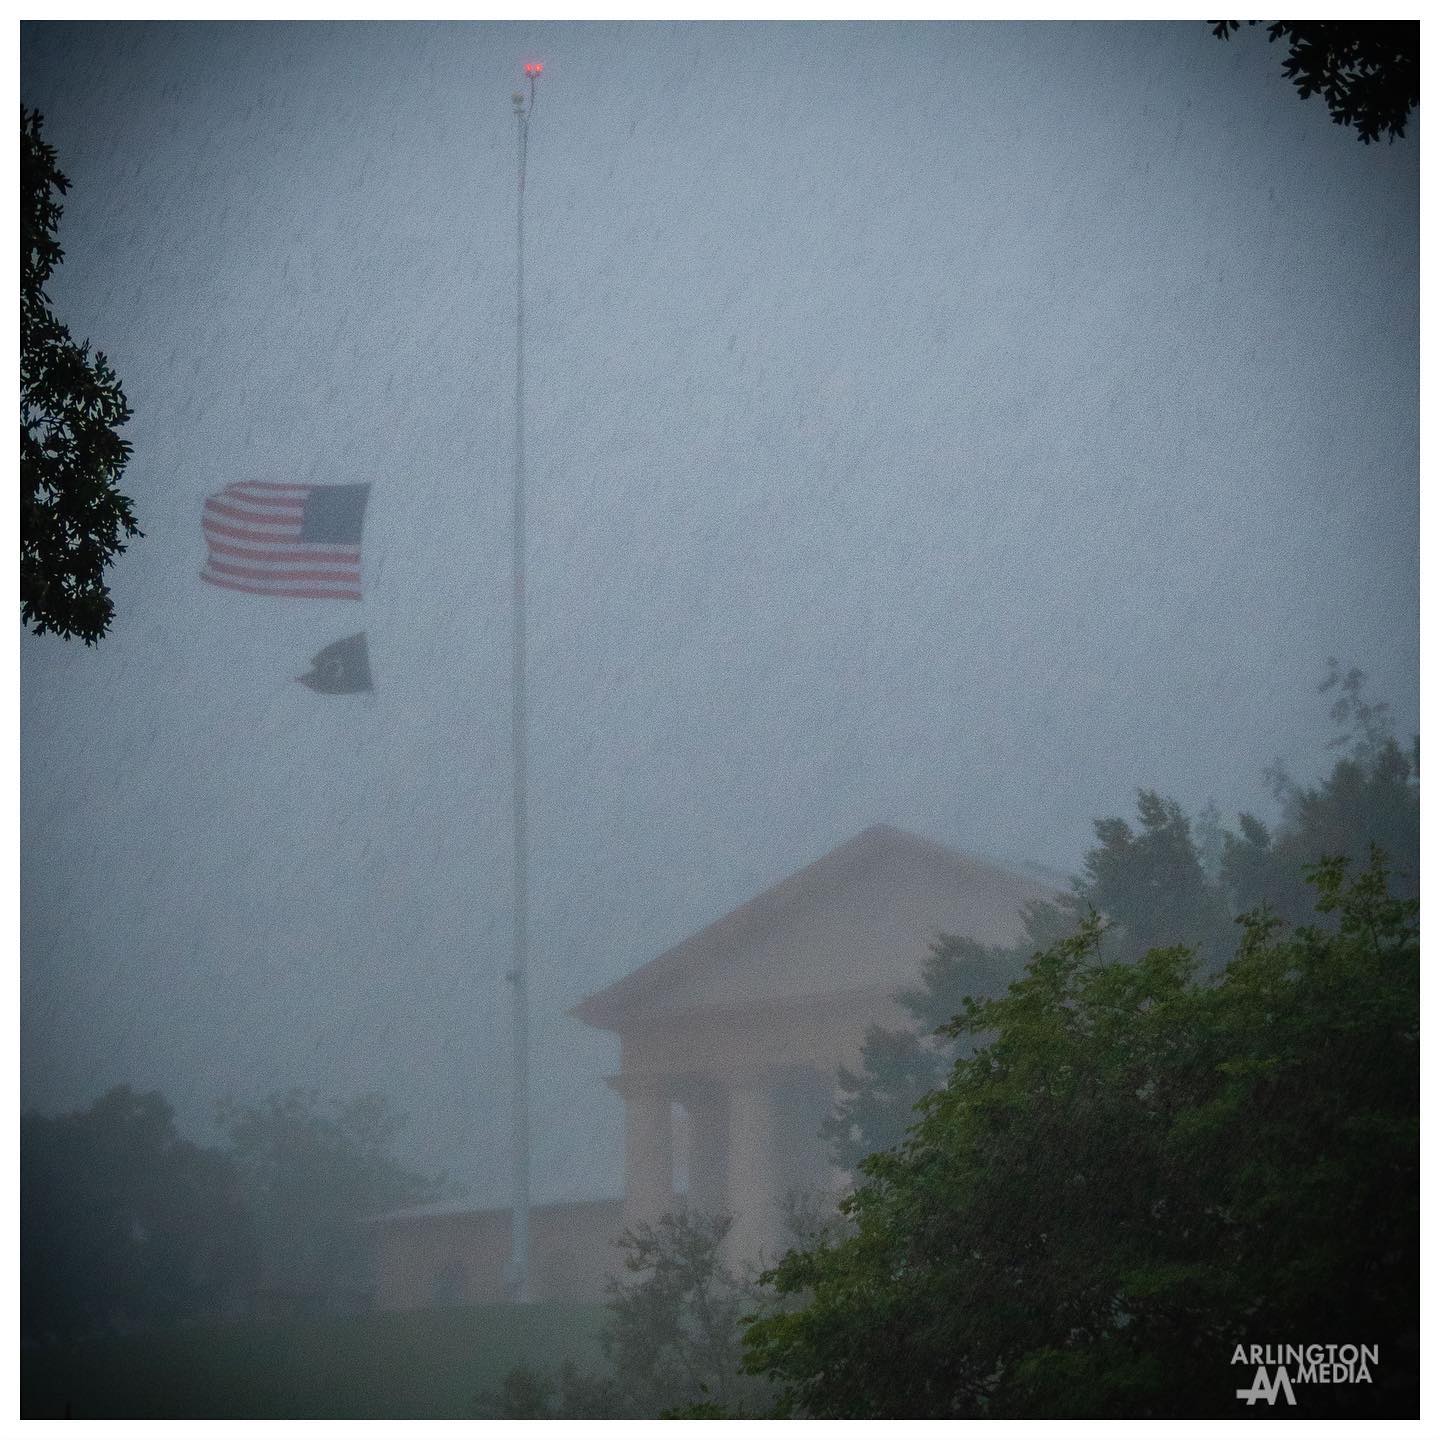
754, 665, 1418, 1417
744, 845, 1417, 1418
20, 1085, 450, 1346
753, 666, 1418, 1417
823, 661, 1418, 1171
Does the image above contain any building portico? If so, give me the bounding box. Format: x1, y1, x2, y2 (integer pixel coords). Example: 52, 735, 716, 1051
611, 1059, 835, 1257
367, 824, 1060, 1309
574, 824, 1061, 1263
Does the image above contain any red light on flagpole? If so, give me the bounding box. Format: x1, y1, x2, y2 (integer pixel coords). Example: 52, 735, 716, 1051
523, 62, 543, 77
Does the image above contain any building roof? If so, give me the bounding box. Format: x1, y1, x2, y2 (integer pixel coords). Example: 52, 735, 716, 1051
570, 824, 1061, 1032
360, 1194, 624, 1226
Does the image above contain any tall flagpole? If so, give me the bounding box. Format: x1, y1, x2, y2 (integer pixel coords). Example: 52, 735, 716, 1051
508, 60, 541, 1305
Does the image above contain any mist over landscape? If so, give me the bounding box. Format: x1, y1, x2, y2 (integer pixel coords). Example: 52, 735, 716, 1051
21, 15, 1417, 1233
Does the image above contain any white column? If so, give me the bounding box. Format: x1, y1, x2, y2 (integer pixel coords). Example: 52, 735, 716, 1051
617, 1078, 674, 1231
725, 1075, 781, 1265
684, 1085, 730, 1216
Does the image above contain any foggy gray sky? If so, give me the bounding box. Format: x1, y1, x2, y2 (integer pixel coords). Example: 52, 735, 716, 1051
20, 21, 1418, 1204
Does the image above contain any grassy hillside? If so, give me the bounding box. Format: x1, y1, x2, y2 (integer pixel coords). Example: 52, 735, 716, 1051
22, 1302, 608, 1419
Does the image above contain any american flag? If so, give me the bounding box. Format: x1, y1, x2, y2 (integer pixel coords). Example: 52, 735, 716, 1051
200, 481, 370, 600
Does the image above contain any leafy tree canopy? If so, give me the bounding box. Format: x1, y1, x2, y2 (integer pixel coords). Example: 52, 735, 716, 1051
824, 667, 1417, 1172
217, 1087, 452, 1299
21, 106, 139, 644
1210, 21, 1419, 143
22, 1084, 449, 1343
1228, 660, 1420, 925
745, 853, 1418, 1418
21, 1086, 257, 1343
473, 1208, 776, 1419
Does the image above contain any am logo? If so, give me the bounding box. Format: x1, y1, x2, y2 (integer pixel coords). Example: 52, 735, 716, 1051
1236, 1366, 1297, 1406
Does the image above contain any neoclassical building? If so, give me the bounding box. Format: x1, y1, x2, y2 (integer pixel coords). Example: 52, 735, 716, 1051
367, 823, 1059, 1305
571, 823, 1060, 1261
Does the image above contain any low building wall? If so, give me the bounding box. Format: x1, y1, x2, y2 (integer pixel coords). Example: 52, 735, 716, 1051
366, 1197, 625, 1310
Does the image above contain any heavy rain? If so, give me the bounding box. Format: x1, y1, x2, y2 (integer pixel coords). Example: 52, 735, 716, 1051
20, 18, 1419, 1422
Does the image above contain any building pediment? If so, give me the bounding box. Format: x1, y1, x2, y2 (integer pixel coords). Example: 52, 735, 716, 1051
571, 824, 1061, 1032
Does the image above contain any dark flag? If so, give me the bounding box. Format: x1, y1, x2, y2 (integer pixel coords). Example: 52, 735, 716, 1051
201, 481, 370, 600
299, 632, 373, 694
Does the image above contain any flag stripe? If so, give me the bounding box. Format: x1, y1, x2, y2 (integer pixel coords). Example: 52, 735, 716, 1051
202, 515, 306, 547
202, 555, 362, 586
200, 481, 367, 602
220, 502, 305, 518
199, 570, 363, 601
208, 481, 307, 504
230, 481, 313, 497
203, 536, 360, 568
204, 499, 303, 530
202, 550, 359, 580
